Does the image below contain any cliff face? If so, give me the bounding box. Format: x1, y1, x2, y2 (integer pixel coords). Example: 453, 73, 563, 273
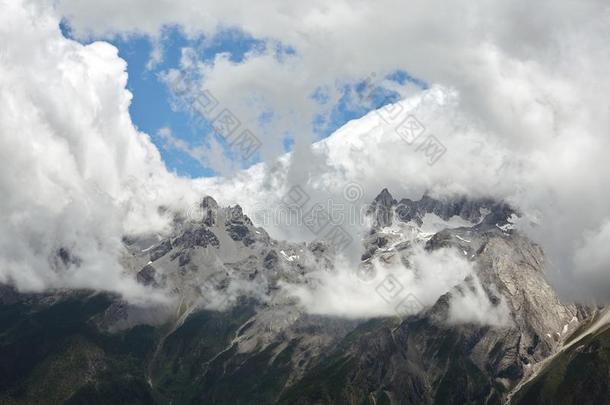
0, 191, 600, 405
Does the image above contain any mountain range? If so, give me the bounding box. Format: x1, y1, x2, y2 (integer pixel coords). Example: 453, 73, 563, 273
0, 189, 608, 405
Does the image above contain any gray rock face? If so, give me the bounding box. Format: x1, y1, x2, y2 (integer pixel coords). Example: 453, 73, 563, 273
392, 193, 514, 227
280, 190, 587, 404
149, 239, 172, 261
136, 264, 157, 287
367, 187, 396, 227
264, 250, 279, 270
174, 227, 220, 249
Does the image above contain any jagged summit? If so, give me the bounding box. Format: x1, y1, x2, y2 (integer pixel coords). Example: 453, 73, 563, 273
373, 188, 396, 206
368, 188, 515, 230
201, 195, 218, 209
367, 188, 396, 227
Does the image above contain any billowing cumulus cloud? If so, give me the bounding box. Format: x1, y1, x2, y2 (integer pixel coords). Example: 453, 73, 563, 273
0, 0, 200, 302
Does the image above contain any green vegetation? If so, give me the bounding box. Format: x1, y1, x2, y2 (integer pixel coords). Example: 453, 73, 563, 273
2, 291, 608, 405
511, 326, 610, 405
0, 293, 159, 404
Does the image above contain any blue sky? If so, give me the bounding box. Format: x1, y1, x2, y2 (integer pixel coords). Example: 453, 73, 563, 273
60, 22, 427, 178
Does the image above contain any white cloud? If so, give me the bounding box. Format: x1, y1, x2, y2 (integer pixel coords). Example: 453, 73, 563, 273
286, 246, 477, 319
3, 0, 610, 311
157, 126, 239, 175
0, 0, 200, 302
447, 276, 512, 327
572, 220, 610, 295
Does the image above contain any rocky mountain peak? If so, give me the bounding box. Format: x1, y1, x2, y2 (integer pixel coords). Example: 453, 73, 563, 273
368, 188, 397, 228
201, 195, 218, 209
227, 204, 245, 221
200, 196, 219, 226
392, 193, 515, 228
365, 188, 514, 231
374, 188, 396, 207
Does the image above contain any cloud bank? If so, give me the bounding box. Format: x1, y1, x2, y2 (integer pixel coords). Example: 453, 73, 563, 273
0, 0, 200, 302
1, 0, 610, 314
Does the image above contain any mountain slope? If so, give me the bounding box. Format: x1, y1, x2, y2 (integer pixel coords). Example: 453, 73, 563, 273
509, 310, 610, 405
